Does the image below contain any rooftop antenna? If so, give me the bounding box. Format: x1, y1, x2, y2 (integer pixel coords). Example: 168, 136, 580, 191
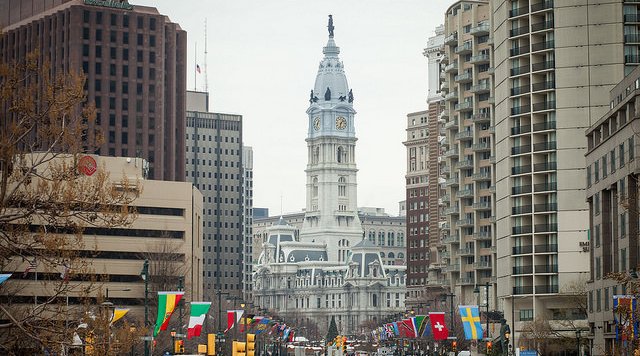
280, 193, 283, 216
204, 18, 209, 93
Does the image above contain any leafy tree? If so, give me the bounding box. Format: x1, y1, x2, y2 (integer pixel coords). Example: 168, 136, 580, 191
0, 47, 139, 353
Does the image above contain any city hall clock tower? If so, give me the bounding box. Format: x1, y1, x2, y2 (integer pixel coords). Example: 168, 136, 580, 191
300, 15, 362, 262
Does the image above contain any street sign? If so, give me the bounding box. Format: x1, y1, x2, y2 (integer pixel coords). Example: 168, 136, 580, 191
176, 333, 186, 338
520, 350, 537, 356
140, 336, 153, 341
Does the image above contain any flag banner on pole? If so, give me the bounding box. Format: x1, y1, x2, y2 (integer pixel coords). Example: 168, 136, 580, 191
0, 273, 11, 285
282, 327, 291, 341
288, 330, 295, 342
429, 312, 449, 340
614, 295, 638, 341
110, 308, 130, 325
196, 64, 202, 73
401, 319, 416, 338
414, 315, 430, 337
187, 302, 212, 339
255, 318, 271, 335
459, 305, 484, 340
240, 313, 254, 332
153, 291, 185, 337
225, 309, 244, 332
391, 322, 400, 336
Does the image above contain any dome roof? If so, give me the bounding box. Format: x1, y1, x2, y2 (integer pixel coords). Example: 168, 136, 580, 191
311, 17, 351, 108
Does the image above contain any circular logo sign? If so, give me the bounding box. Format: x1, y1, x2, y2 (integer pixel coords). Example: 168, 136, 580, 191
77, 156, 97, 176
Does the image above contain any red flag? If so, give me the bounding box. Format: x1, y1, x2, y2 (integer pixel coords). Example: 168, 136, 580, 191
429, 312, 449, 340
401, 319, 416, 338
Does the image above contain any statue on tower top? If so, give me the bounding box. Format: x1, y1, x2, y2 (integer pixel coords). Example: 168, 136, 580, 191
328, 15, 335, 37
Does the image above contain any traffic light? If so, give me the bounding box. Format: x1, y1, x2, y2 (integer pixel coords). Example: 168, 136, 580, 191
207, 334, 216, 355
452, 341, 457, 353
178, 339, 184, 354
174, 340, 180, 354
233, 341, 246, 356
342, 336, 347, 353
487, 341, 492, 354
335, 335, 342, 348
246, 333, 256, 356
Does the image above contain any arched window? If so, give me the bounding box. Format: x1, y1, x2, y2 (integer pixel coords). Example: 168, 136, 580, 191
378, 231, 385, 246
398, 252, 405, 260
338, 176, 346, 196
368, 231, 375, 242
397, 232, 405, 247
372, 294, 378, 307
337, 146, 343, 163
388, 252, 395, 259
312, 177, 318, 197
380, 252, 386, 258
388, 232, 395, 246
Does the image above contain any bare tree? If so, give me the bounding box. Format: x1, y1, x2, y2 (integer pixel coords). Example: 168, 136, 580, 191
0, 48, 139, 353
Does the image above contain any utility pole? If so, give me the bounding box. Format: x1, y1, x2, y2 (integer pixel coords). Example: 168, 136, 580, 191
141, 259, 150, 356
178, 276, 184, 334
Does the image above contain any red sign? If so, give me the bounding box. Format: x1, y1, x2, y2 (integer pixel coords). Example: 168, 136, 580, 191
77, 156, 97, 176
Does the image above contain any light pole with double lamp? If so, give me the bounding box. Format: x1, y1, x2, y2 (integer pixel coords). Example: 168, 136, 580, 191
474, 282, 490, 338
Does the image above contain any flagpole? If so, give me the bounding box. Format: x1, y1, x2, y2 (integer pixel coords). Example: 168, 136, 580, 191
194, 42, 197, 91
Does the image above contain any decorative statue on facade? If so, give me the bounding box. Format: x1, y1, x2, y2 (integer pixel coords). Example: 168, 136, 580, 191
324, 87, 331, 101
348, 89, 354, 103
309, 89, 318, 103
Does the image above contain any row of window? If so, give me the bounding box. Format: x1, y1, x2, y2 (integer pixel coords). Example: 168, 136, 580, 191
83, 10, 157, 30
83, 27, 157, 48
589, 285, 627, 313
587, 137, 634, 187
187, 146, 240, 155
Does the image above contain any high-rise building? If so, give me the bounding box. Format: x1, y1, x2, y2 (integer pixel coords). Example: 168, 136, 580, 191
0, 0, 187, 181
585, 66, 640, 354
185, 91, 245, 307
242, 146, 254, 302
491, 0, 631, 350
252, 17, 406, 334
405, 24, 449, 309
440, 0, 495, 310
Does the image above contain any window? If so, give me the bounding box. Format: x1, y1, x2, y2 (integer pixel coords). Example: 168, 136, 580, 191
602, 156, 607, 178
586, 166, 591, 187
611, 150, 616, 173
629, 136, 635, 161
621, 248, 627, 271
594, 192, 600, 215
338, 177, 346, 197
620, 143, 626, 167
520, 309, 534, 321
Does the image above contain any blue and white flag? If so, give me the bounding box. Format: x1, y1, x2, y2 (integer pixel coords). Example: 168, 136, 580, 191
459, 305, 484, 340
0, 273, 11, 285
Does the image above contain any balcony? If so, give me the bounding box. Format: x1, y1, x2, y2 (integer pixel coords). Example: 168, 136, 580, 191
510, 45, 530, 57
531, 0, 553, 12
472, 171, 491, 181
441, 195, 450, 203
532, 101, 556, 112
512, 165, 532, 175
471, 23, 490, 36
444, 148, 459, 158
455, 101, 474, 112
536, 285, 559, 294
513, 286, 534, 295
512, 245, 533, 255
458, 247, 474, 256
455, 159, 474, 169
532, 60, 554, 72
473, 112, 491, 123
455, 190, 474, 199
534, 203, 557, 212
445, 264, 461, 272
509, 25, 529, 37
510, 64, 530, 76
455, 131, 473, 141
535, 223, 558, 232
531, 40, 554, 52
455, 71, 473, 83
445, 62, 459, 73
532, 80, 555, 92
458, 277, 475, 285
533, 161, 557, 172
511, 84, 531, 96
456, 218, 474, 228
472, 142, 491, 152
473, 231, 492, 240
512, 144, 532, 155
512, 205, 533, 215
511, 105, 531, 116
444, 206, 460, 215
512, 225, 533, 235
535, 264, 558, 273
473, 201, 492, 210
471, 82, 491, 93
627, 33, 640, 43
626, 54, 640, 64
511, 125, 532, 135
624, 13, 640, 22
531, 20, 554, 32
445, 176, 460, 187
455, 42, 473, 55
509, 6, 529, 18
440, 109, 450, 120
445, 91, 459, 102
445, 118, 459, 130
445, 32, 458, 45
470, 53, 490, 65
440, 81, 449, 92
535, 243, 558, 253
513, 265, 533, 275
532, 120, 556, 131
443, 234, 461, 244
474, 261, 492, 269
441, 165, 450, 174
534, 181, 557, 192
533, 141, 556, 152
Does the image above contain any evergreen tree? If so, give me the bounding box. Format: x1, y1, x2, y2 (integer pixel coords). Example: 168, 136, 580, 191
326, 315, 339, 344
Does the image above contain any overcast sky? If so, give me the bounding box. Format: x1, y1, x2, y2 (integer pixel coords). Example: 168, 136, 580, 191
134, 0, 451, 216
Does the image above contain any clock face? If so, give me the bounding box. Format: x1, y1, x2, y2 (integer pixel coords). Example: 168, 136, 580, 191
313, 117, 321, 131
335, 116, 347, 130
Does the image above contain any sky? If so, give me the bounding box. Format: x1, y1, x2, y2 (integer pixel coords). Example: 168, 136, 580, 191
134, 0, 451, 216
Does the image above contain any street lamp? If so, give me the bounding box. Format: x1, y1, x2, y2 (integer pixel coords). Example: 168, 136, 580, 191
575, 329, 582, 356
171, 329, 177, 355
474, 282, 490, 338
442, 293, 456, 333
140, 259, 150, 356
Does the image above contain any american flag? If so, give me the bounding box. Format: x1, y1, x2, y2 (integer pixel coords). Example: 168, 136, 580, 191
196, 64, 201, 74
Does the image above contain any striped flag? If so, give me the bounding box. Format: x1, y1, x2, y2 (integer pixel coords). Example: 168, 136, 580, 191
110, 308, 130, 325
153, 291, 184, 336
187, 302, 212, 339
0, 274, 11, 285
